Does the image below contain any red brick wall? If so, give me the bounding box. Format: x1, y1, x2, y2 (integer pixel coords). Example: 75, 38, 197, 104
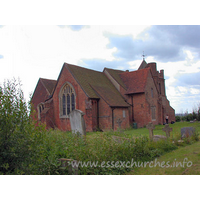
44, 99, 55, 129
31, 79, 50, 121
132, 93, 148, 128
112, 108, 130, 130
98, 97, 112, 131
144, 70, 160, 126
52, 66, 93, 131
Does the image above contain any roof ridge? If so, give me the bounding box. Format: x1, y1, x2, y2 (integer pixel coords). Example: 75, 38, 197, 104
121, 67, 149, 74
104, 67, 125, 72
65, 63, 103, 74
40, 77, 57, 81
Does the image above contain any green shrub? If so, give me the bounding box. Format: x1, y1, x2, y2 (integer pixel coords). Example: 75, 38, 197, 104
175, 116, 181, 122
0, 79, 61, 175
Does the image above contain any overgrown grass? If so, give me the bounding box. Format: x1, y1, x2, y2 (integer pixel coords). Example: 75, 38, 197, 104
42, 122, 200, 175
40, 130, 178, 175
127, 140, 200, 175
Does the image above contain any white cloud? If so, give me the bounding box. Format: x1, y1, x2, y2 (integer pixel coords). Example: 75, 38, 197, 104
0, 25, 200, 114
190, 88, 200, 95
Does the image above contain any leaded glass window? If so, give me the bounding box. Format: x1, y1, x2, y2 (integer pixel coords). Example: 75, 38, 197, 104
60, 83, 76, 117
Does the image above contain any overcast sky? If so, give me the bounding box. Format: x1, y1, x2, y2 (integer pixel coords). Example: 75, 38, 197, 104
0, 25, 199, 114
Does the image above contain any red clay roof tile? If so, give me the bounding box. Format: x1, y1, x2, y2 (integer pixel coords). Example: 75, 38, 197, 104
120, 68, 149, 94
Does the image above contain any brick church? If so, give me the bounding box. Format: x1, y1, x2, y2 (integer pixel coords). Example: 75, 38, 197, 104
31, 60, 175, 132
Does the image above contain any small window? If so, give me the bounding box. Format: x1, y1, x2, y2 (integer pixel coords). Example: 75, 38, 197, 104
151, 88, 154, 98
159, 83, 161, 95
123, 110, 126, 118
38, 103, 44, 120
151, 106, 156, 121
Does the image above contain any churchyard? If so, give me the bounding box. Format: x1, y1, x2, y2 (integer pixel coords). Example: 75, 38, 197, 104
46, 121, 200, 175
1, 79, 200, 175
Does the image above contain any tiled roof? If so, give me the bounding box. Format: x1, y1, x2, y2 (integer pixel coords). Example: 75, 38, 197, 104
40, 78, 57, 95
104, 68, 127, 89
66, 63, 129, 107
120, 68, 149, 94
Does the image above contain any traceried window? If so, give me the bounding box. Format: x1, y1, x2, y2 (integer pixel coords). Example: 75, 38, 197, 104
60, 83, 76, 117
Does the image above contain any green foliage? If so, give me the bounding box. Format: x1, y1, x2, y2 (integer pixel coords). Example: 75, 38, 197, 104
198, 107, 200, 121
186, 114, 194, 121
0, 79, 61, 175
175, 116, 181, 122
182, 105, 200, 122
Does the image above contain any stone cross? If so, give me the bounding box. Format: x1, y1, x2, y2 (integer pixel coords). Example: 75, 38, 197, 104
116, 118, 122, 129
69, 109, 86, 136
162, 124, 173, 138
116, 118, 124, 133
146, 122, 155, 141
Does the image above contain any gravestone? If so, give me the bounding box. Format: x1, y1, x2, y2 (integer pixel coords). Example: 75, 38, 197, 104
69, 109, 86, 136
181, 127, 195, 139
162, 124, 173, 138
153, 135, 167, 142
146, 122, 155, 141
146, 122, 167, 142
116, 118, 124, 133
58, 158, 78, 175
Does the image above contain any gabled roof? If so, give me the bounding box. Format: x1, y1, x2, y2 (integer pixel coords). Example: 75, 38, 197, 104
120, 68, 150, 94
66, 63, 129, 107
104, 68, 127, 89
138, 60, 147, 70
40, 78, 57, 95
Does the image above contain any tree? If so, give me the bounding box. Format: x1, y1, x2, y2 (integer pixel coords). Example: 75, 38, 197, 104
0, 79, 46, 174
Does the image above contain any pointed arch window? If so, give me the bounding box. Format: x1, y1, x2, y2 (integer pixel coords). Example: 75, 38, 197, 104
60, 83, 76, 117
37, 103, 44, 120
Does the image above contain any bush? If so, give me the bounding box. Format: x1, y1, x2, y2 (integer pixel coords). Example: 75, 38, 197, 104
198, 107, 200, 121
175, 116, 181, 122
0, 79, 61, 175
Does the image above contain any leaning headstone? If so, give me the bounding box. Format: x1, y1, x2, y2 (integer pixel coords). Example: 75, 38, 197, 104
146, 122, 155, 141
69, 109, 86, 136
58, 158, 78, 175
181, 127, 195, 139
162, 124, 173, 138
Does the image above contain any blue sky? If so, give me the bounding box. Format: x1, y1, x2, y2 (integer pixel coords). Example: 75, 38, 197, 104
0, 25, 200, 113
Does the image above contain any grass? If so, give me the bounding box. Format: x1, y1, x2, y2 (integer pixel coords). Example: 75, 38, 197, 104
48, 121, 200, 175
126, 140, 200, 175
87, 121, 200, 139
120, 122, 200, 175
